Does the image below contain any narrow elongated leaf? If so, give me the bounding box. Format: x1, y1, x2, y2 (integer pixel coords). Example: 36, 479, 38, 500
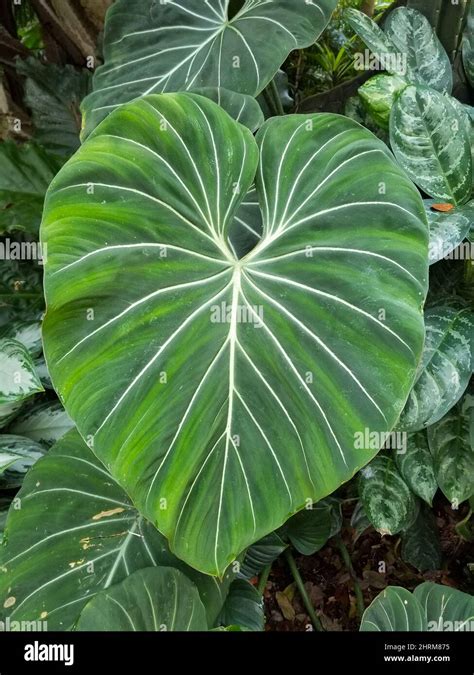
8, 400, 74, 447
399, 307, 473, 432
360, 586, 427, 631
462, 4, 474, 88
427, 397, 474, 508
0, 143, 61, 235
395, 432, 437, 505
0, 430, 230, 630
0, 402, 23, 430
42, 93, 428, 576
359, 455, 417, 535
345, 9, 402, 75
426, 199, 473, 264
217, 578, 264, 631
191, 88, 264, 132
414, 582, 474, 632
76, 567, 208, 631
401, 505, 442, 572
0, 320, 42, 358
358, 74, 407, 130
81, 0, 337, 136
390, 86, 472, 205
0, 338, 43, 405
384, 8, 452, 93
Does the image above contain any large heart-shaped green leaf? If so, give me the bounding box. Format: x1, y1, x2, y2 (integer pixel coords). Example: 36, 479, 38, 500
0, 429, 230, 629
398, 307, 473, 432
360, 586, 427, 632
81, 0, 337, 137
42, 93, 428, 576
414, 582, 474, 632
75, 567, 208, 631
390, 86, 472, 206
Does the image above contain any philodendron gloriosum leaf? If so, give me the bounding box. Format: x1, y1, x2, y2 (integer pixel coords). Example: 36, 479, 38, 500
427, 396, 474, 508
425, 200, 474, 264
0, 338, 43, 405
190, 88, 264, 133
361, 583, 474, 632
241, 532, 287, 579
81, 0, 338, 137
398, 307, 473, 432
0, 430, 230, 630
395, 432, 437, 506
42, 92, 428, 576
390, 86, 472, 206
360, 586, 427, 632
358, 74, 407, 130
217, 578, 264, 631
75, 567, 208, 631
359, 454, 417, 535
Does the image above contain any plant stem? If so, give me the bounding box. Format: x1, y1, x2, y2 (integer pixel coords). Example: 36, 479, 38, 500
269, 77, 285, 116
335, 535, 365, 620
284, 548, 324, 631
257, 564, 271, 595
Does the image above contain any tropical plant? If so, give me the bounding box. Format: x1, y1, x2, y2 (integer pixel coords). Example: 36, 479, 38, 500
0, 0, 472, 635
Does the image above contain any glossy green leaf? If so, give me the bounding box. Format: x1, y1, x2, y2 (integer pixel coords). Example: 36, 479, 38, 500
81, 0, 337, 136
285, 503, 333, 555
399, 307, 473, 432
359, 455, 417, 535
75, 567, 208, 631
401, 505, 442, 572
384, 8, 452, 94
217, 578, 264, 631
360, 586, 427, 631
241, 532, 287, 579
16, 58, 91, 157
0, 338, 43, 405
42, 93, 428, 576
390, 86, 472, 206
414, 582, 474, 632
427, 396, 474, 508
191, 87, 264, 132
358, 74, 407, 130
0, 430, 230, 630
8, 400, 73, 447
0, 143, 61, 235
395, 432, 437, 506
426, 200, 473, 264
0, 434, 45, 488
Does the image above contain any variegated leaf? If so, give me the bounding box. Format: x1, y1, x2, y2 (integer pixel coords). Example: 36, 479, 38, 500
0, 338, 43, 405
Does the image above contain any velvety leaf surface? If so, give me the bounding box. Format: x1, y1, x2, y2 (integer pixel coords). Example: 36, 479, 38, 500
360, 586, 427, 631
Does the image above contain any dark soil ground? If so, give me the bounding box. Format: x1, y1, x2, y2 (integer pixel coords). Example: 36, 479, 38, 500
260, 496, 474, 631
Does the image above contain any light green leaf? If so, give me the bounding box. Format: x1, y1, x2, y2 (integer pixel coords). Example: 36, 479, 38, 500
217, 578, 264, 631
390, 86, 472, 206
8, 400, 73, 447
241, 532, 287, 579
16, 58, 91, 157
0, 143, 61, 235
191, 87, 264, 132
426, 200, 473, 264
399, 307, 473, 432
358, 74, 407, 130
360, 586, 427, 631
427, 396, 474, 508
0, 430, 230, 630
0, 402, 23, 430
401, 504, 442, 572
359, 455, 417, 535
384, 8, 452, 93
0, 434, 45, 488
42, 93, 428, 576
75, 567, 208, 631
0, 320, 42, 358
81, 0, 337, 136
414, 582, 474, 632
0, 338, 43, 405
395, 432, 437, 506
